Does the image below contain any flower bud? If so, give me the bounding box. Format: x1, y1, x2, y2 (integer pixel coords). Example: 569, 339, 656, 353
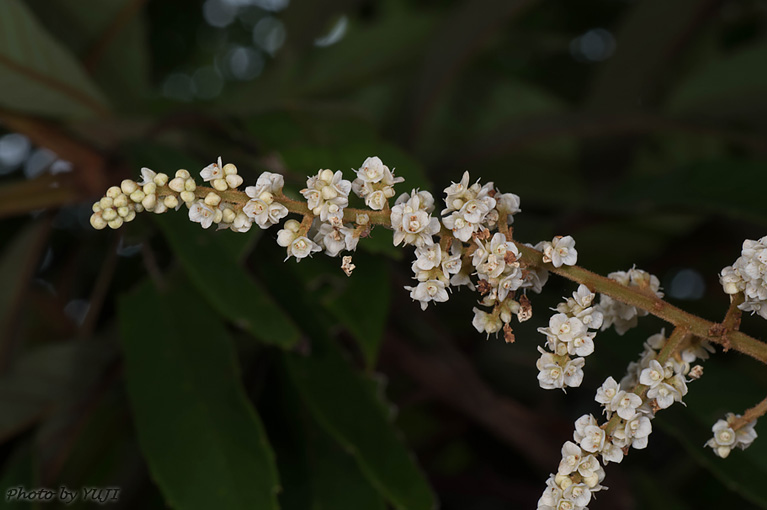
168, 178, 185, 192
121, 180, 138, 195
153, 173, 169, 186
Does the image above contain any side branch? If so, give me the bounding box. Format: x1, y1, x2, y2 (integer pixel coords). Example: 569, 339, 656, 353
515, 243, 767, 365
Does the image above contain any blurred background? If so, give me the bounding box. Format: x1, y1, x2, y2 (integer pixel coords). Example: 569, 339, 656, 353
1, 0, 767, 508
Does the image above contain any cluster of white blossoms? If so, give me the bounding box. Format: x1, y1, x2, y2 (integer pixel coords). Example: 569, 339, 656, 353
537, 424, 607, 510
598, 268, 663, 335
351, 156, 404, 210
404, 242, 462, 310
441, 171, 498, 241
390, 189, 440, 248
279, 165, 365, 261
539, 329, 710, 509
301, 169, 352, 222
705, 414, 758, 458
720, 236, 767, 319
391, 171, 556, 341
189, 162, 282, 233
91, 156, 767, 505
536, 285, 603, 390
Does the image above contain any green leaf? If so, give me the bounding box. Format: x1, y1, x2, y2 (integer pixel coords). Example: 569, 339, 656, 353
125, 142, 298, 346
611, 159, 767, 225
0, 220, 50, 364
268, 366, 386, 510
0, 0, 109, 117
23, 0, 150, 108
323, 251, 391, 368
155, 212, 300, 348
119, 278, 280, 510
667, 41, 767, 118
285, 336, 436, 510
0, 342, 86, 443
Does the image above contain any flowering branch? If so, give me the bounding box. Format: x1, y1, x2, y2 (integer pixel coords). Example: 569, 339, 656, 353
515, 244, 767, 365
89, 155, 767, 509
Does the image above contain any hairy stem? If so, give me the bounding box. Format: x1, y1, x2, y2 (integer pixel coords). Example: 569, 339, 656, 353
730, 397, 767, 431
161, 181, 767, 365
513, 243, 767, 365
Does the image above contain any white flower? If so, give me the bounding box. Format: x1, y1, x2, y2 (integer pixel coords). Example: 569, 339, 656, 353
569, 332, 595, 357
357, 156, 386, 183
495, 192, 521, 216
397, 189, 435, 212
573, 414, 598, 444
548, 314, 587, 342
200, 156, 224, 181
412, 244, 442, 273
624, 415, 652, 449
442, 195, 496, 242
537, 476, 562, 510
189, 201, 215, 228
253, 171, 285, 195
721, 236, 767, 318
558, 441, 583, 476
563, 357, 585, 387
443, 171, 472, 212
351, 157, 404, 210
288, 236, 321, 261
706, 419, 737, 458
301, 169, 352, 221
138, 167, 156, 185
576, 454, 604, 485
546, 235, 577, 267
276, 219, 301, 247
600, 441, 624, 464
613, 391, 642, 420
646, 382, 681, 409
472, 308, 502, 337
390, 190, 440, 247
579, 424, 606, 453
600, 268, 663, 335
719, 265, 745, 295
366, 190, 387, 210
314, 223, 358, 257
537, 360, 565, 390
563, 483, 591, 508
639, 360, 665, 388
230, 212, 253, 232
405, 280, 449, 310
736, 420, 758, 449
595, 377, 620, 409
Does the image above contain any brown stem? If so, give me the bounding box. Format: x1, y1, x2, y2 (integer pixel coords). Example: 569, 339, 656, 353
513, 243, 767, 365
730, 397, 767, 431
149, 174, 767, 366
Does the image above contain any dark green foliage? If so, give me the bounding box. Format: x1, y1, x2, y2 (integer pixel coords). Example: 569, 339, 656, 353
1, 1, 767, 509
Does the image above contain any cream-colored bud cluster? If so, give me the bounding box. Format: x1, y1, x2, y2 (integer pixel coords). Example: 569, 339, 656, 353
167, 169, 198, 206
89, 169, 172, 230
200, 156, 244, 191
